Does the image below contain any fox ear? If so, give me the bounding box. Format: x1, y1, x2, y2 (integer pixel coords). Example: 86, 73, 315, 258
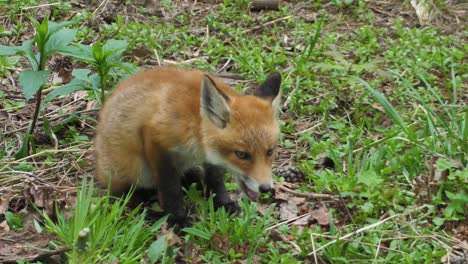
254, 72, 282, 108
201, 75, 231, 128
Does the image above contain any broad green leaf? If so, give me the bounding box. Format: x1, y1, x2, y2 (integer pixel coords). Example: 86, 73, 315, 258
21, 40, 39, 71
147, 235, 168, 263
103, 39, 128, 62
116, 62, 137, 74
103, 39, 128, 52
357, 170, 383, 188
41, 78, 85, 109
47, 20, 75, 36
45, 28, 77, 54
19, 70, 50, 100
0, 45, 23, 56
59, 44, 94, 62
71, 68, 92, 81
432, 217, 444, 226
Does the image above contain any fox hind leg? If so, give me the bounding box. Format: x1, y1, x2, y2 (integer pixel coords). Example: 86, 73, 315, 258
156, 152, 187, 228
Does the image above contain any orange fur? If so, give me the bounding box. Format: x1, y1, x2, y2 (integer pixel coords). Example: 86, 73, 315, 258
95, 66, 281, 201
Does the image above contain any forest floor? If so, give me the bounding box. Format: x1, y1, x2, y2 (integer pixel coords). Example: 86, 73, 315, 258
0, 0, 467, 263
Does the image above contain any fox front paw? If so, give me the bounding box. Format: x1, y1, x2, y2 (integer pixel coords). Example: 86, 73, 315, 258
218, 200, 241, 215
167, 211, 189, 231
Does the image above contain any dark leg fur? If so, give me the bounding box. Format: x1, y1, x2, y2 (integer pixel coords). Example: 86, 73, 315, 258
204, 163, 241, 214
182, 167, 204, 191
158, 153, 187, 228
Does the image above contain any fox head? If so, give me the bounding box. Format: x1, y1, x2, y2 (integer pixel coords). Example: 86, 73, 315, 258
200, 73, 282, 200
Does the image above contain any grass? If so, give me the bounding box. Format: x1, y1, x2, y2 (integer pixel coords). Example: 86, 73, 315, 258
42, 179, 168, 263
0, 0, 466, 263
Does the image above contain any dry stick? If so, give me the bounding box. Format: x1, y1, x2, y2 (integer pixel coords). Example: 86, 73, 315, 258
265, 212, 312, 232
310, 233, 318, 264
244, 15, 293, 34
374, 235, 383, 261
307, 205, 429, 256
278, 184, 335, 199
292, 118, 324, 136
153, 49, 162, 66
310, 233, 406, 254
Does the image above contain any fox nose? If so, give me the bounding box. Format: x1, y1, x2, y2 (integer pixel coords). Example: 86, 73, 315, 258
259, 184, 272, 193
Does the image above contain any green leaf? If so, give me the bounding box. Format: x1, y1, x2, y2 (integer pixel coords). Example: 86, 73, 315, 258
352, 76, 409, 136
45, 28, 77, 54
0, 45, 23, 56
436, 158, 457, 172
41, 78, 86, 109
15, 124, 32, 159
103, 39, 128, 52
71, 68, 93, 80
59, 44, 94, 62
149, 215, 168, 232
357, 170, 383, 188
21, 40, 39, 71
147, 235, 168, 263
0, 40, 38, 71
19, 70, 50, 100
34, 17, 49, 49
5, 211, 24, 231
47, 20, 75, 36
34, 218, 44, 233
432, 217, 444, 226
182, 227, 213, 240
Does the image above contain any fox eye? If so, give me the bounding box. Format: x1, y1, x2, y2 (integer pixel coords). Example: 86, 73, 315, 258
267, 149, 274, 157
235, 151, 251, 160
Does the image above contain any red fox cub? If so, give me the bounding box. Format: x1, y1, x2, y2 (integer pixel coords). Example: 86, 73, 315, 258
95, 66, 282, 226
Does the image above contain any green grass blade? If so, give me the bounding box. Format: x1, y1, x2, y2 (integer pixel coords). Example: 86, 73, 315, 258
351, 76, 409, 136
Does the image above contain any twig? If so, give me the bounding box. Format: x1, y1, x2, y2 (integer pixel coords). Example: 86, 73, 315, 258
334, 184, 355, 225
153, 49, 161, 66
244, 15, 293, 33
278, 184, 335, 200
265, 212, 311, 231
292, 118, 324, 136
310, 233, 318, 264
310, 233, 406, 254
307, 205, 429, 256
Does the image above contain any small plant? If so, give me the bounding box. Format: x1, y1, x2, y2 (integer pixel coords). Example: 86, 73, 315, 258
5, 211, 24, 231
42, 179, 168, 263
60, 39, 135, 104
182, 186, 276, 262
0, 17, 78, 158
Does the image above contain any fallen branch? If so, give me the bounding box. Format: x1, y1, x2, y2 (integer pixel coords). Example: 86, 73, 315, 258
278, 184, 335, 200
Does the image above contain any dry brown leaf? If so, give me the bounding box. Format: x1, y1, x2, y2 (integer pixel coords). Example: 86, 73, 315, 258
256, 203, 270, 216
279, 200, 299, 221
210, 232, 231, 255
310, 206, 329, 227
0, 191, 13, 215
0, 220, 10, 232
